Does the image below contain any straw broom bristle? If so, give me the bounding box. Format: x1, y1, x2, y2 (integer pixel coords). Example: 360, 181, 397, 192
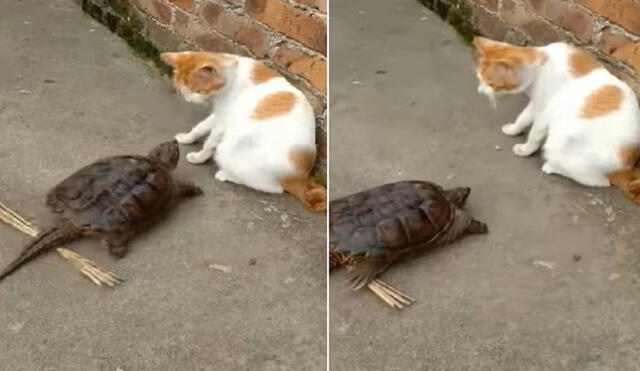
367, 279, 415, 309
0, 201, 123, 286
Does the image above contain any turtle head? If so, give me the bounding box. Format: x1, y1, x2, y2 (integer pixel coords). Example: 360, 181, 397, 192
148, 140, 180, 169
443, 187, 471, 208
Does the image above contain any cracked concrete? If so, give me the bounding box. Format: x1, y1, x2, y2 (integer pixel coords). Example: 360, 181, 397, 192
329, 1, 640, 370
0, 1, 325, 370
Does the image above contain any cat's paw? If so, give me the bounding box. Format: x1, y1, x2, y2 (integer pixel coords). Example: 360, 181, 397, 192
186, 151, 210, 164
513, 143, 536, 157
214, 170, 228, 182
542, 162, 556, 174
175, 132, 196, 144
502, 123, 521, 136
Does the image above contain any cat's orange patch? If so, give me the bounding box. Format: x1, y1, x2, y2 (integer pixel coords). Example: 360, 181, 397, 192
279, 147, 326, 212
251, 62, 280, 84
569, 49, 601, 78
472, 37, 545, 92
251, 92, 296, 120
607, 145, 640, 203
289, 148, 316, 173
580, 85, 623, 118
618, 144, 640, 168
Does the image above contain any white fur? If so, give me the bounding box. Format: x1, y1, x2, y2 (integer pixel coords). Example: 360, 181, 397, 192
479, 42, 640, 187
174, 54, 316, 194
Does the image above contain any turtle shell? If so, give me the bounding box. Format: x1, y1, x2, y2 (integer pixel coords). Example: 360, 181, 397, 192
329, 181, 455, 261
46, 155, 175, 233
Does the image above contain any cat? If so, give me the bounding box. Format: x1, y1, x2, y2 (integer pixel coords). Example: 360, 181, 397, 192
473, 36, 640, 203
160, 51, 326, 212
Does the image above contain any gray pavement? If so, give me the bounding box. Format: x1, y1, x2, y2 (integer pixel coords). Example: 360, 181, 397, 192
0, 1, 326, 370
329, 1, 640, 370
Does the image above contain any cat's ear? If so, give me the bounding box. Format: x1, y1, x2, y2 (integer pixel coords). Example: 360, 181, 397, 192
473, 36, 504, 54
160, 52, 181, 68
192, 64, 225, 87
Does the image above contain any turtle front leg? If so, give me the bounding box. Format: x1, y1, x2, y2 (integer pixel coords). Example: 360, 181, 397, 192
467, 219, 488, 234
175, 182, 204, 197
104, 229, 135, 259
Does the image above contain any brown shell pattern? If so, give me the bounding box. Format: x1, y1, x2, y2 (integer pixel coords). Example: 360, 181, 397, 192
46, 156, 174, 232
329, 181, 454, 264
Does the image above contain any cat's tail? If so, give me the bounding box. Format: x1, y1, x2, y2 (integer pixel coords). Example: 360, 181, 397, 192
281, 174, 327, 212
608, 168, 640, 204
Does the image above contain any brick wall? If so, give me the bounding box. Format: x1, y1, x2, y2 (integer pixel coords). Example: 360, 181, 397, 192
421, 0, 640, 94
81, 0, 327, 179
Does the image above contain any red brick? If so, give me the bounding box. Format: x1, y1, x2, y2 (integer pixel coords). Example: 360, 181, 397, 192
584, 0, 640, 35
474, 5, 508, 40
611, 67, 640, 97
133, 0, 172, 24
147, 21, 191, 50
521, 18, 564, 44
235, 22, 270, 57
223, 0, 244, 7
315, 127, 326, 160
246, 0, 326, 54
168, 0, 194, 12
200, 2, 242, 37
292, 0, 327, 12
501, 0, 516, 12
293, 80, 325, 116
273, 45, 326, 93
501, 0, 530, 24
598, 30, 640, 75
527, 0, 593, 42
173, 10, 236, 53
476, 0, 499, 11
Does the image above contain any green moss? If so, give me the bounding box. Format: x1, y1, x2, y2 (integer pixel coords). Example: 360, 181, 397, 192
313, 166, 327, 187
81, 0, 171, 76
417, 0, 479, 44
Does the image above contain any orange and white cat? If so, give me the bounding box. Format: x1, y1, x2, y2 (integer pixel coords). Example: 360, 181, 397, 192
473, 36, 640, 203
161, 51, 326, 212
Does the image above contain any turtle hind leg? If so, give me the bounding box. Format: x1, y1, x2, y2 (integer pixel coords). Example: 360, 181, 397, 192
346, 259, 392, 291
348, 261, 415, 309
103, 229, 135, 259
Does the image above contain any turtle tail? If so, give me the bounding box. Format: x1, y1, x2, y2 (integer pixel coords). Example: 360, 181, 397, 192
0, 221, 81, 282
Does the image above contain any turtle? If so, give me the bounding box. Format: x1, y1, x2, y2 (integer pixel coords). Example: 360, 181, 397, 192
0, 140, 203, 282
330, 180, 488, 308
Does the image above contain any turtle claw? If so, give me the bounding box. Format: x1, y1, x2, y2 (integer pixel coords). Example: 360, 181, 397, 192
367, 279, 415, 309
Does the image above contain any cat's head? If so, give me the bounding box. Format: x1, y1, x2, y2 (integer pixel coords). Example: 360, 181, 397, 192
472, 37, 545, 102
161, 51, 238, 104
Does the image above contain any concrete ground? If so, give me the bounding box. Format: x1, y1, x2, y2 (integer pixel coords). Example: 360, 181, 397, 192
0, 1, 325, 370
330, 1, 640, 370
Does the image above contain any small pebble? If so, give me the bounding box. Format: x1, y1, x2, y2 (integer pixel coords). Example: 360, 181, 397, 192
209, 263, 231, 273
375, 70, 388, 74
44, 79, 56, 84
249, 258, 257, 266
495, 145, 502, 151
573, 254, 581, 262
